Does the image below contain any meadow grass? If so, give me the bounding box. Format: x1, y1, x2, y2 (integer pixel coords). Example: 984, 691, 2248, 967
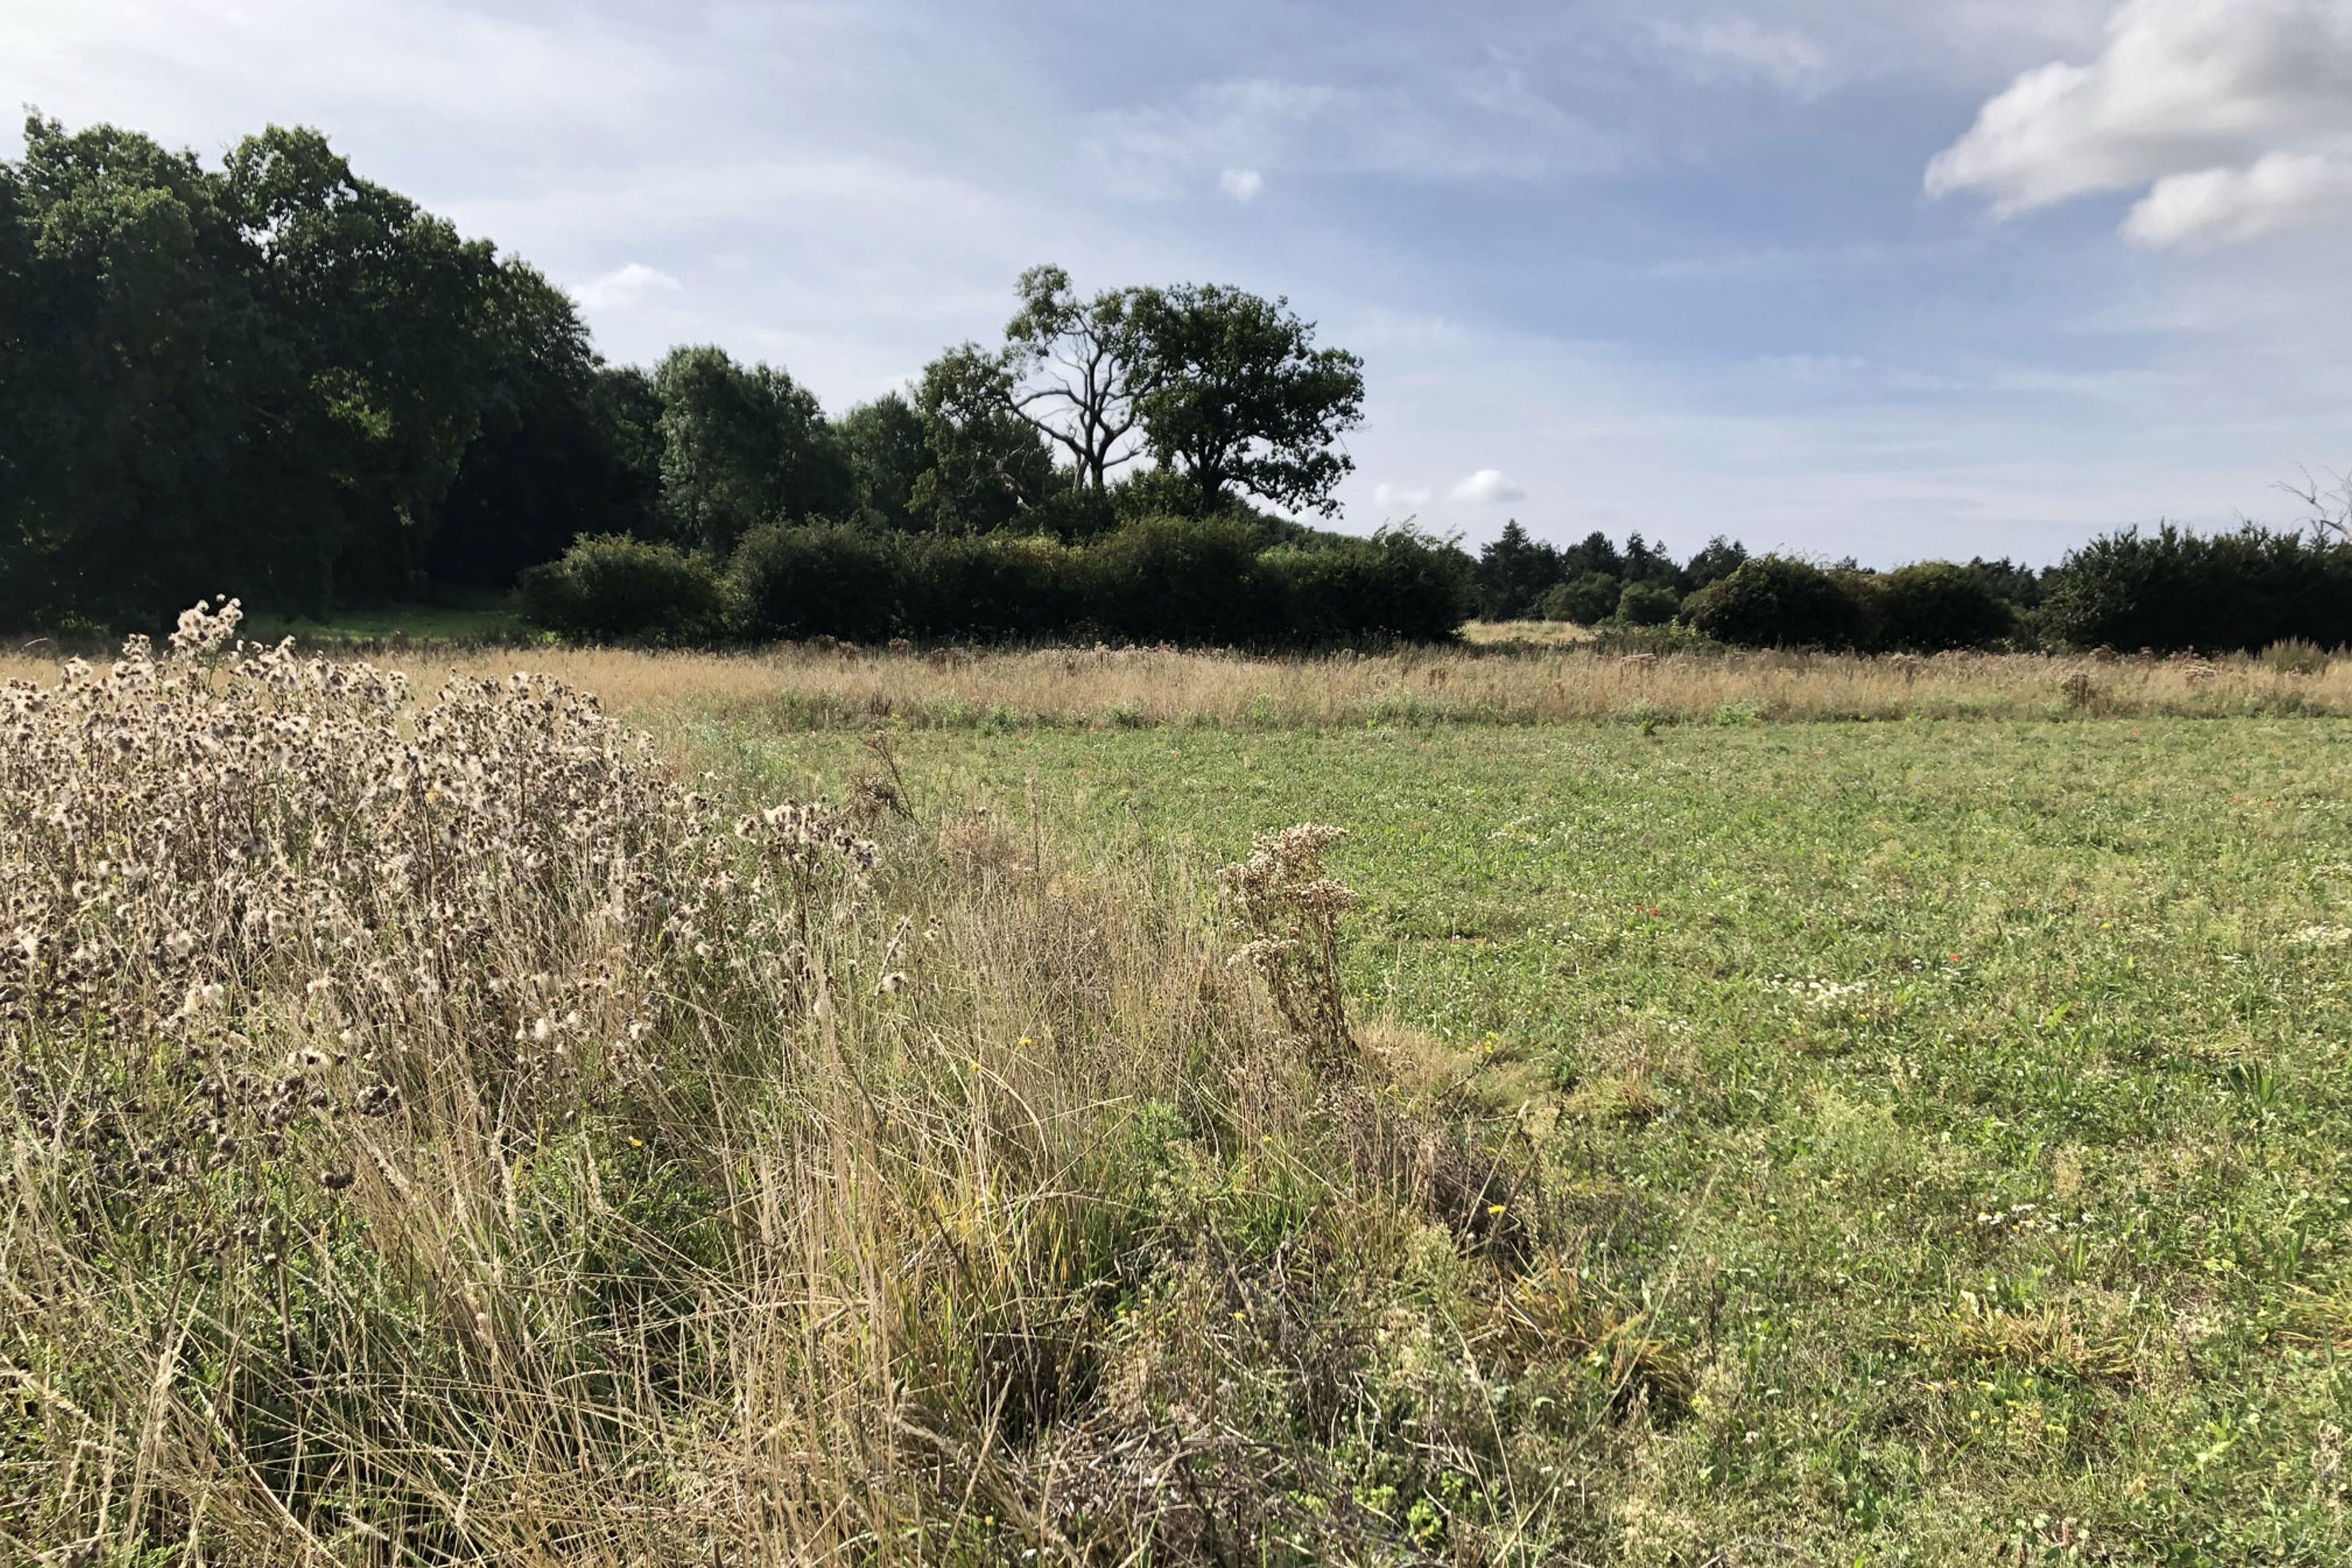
443, 639, 2352, 731
712, 716, 2352, 1562
6, 624, 2350, 1564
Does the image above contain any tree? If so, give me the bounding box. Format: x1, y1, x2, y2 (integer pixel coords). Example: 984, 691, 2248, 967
1124, 283, 1365, 517
2, 116, 292, 621
428, 267, 658, 588
1682, 535, 1748, 594
653, 345, 852, 555
224, 124, 515, 606
1559, 531, 1624, 579
1474, 521, 1563, 619
1000, 265, 1145, 493
837, 392, 932, 532
911, 345, 1063, 533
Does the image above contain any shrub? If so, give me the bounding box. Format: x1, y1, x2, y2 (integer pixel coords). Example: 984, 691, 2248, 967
1537, 571, 1621, 625
1874, 561, 2015, 651
1078, 514, 1275, 645
2039, 523, 2352, 653
518, 533, 730, 644
1270, 528, 1472, 646
1680, 555, 1862, 648
1613, 581, 1680, 627
730, 520, 903, 642
899, 532, 1078, 641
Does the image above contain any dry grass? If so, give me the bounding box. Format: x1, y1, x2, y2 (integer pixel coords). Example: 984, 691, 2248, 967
11, 622, 2346, 731
0, 604, 1649, 1563
361, 639, 2352, 730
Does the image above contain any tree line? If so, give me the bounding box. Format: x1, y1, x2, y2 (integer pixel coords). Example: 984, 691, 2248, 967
8, 112, 2350, 653
1470, 516, 2352, 655
2, 115, 1425, 642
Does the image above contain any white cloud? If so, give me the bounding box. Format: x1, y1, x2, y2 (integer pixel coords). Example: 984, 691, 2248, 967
1926, 0, 2352, 245
1450, 468, 1527, 504
1653, 15, 1834, 97
1219, 166, 1265, 201
2121, 150, 2352, 246
1371, 482, 1432, 508
1084, 70, 1621, 199
568, 262, 683, 311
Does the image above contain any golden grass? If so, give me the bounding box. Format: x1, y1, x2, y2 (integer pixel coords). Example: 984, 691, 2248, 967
333, 640, 2352, 729
11, 619, 2344, 729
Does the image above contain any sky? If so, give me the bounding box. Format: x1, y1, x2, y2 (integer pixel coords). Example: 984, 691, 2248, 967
10, 0, 2352, 564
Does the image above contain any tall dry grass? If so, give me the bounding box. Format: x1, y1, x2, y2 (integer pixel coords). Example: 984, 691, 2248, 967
12, 626, 2347, 731
2, 605, 1663, 1564
361, 642, 2352, 730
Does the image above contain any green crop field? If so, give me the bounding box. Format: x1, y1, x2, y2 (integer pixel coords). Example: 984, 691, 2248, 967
707, 715, 2352, 1559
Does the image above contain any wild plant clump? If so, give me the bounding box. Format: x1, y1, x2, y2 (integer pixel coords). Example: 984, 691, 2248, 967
1223, 823, 1357, 1071
1, 599, 865, 1148
2, 605, 1648, 1565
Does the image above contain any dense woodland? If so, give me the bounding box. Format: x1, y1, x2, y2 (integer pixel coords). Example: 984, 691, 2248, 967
6, 113, 2352, 653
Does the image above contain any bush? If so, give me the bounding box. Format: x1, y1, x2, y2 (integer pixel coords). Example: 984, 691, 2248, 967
2039, 523, 2352, 653
1874, 561, 2015, 651
1613, 581, 1680, 627
1680, 556, 1862, 649
899, 532, 1078, 641
1537, 571, 1621, 625
518, 534, 730, 644
1270, 528, 1472, 645
730, 521, 903, 642
1078, 514, 1275, 645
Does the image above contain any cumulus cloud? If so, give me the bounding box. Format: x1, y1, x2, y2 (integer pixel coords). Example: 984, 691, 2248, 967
1652, 15, 1833, 98
1218, 166, 1265, 201
1450, 469, 1527, 504
569, 263, 682, 310
1926, 0, 2352, 246
1371, 482, 1433, 508
2122, 150, 2352, 245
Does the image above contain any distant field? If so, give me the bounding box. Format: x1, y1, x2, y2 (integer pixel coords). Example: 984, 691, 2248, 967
715, 715, 2352, 1558
235, 599, 532, 646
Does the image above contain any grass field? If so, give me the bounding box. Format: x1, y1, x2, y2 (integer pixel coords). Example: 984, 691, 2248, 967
7, 625, 2351, 1563
700, 716, 2352, 1561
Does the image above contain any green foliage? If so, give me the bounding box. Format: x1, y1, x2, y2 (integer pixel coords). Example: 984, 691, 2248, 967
1683, 555, 1864, 648
1538, 570, 1622, 625
897, 531, 1077, 640
0, 114, 604, 624
1875, 560, 2017, 651
2040, 523, 2352, 653
1473, 521, 1560, 619
653, 345, 852, 555
728, 520, 902, 642
1077, 513, 1275, 644
1682, 533, 1749, 592
911, 343, 1064, 532
1612, 579, 1681, 627
1268, 527, 1475, 645
1125, 283, 1367, 517
517, 533, 729, 644
835, 391, 932, 533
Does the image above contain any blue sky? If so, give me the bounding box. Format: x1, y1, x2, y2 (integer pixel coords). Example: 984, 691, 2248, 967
11, 0, 2352, 563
